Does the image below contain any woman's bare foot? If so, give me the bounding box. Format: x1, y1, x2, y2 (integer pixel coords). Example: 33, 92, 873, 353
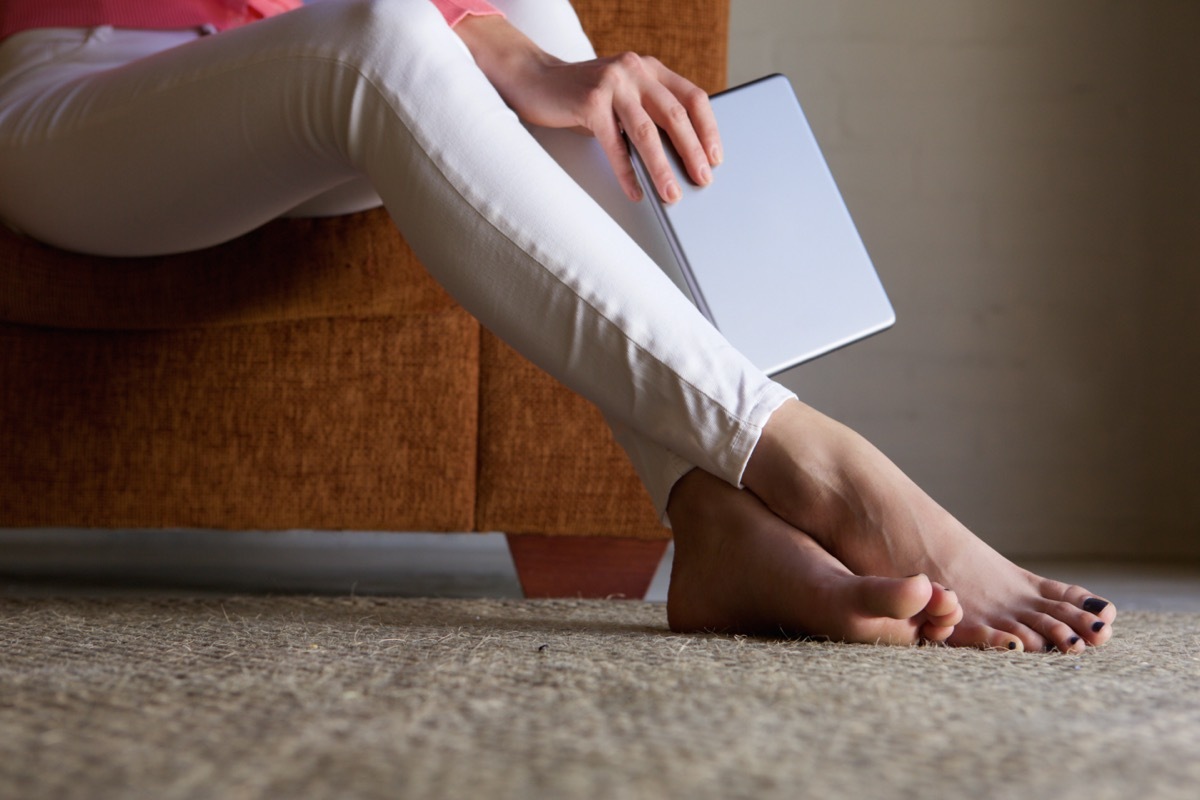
742, 399, 1118, 653
666, 469, 962, 644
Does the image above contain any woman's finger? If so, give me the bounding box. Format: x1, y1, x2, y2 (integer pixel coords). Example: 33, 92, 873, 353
591, 107, 644, 202
655, 64, 722, 167
616, 92, 681, 203
641, 78, 711, 189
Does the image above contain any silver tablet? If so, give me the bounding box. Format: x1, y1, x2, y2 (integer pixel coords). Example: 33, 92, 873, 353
629, 73, 895, 376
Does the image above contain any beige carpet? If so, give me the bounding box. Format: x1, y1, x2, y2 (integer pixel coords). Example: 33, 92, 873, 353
1, 597, 1197, 800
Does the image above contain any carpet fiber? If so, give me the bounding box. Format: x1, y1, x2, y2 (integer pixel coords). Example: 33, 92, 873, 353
2, 597, 1198, 799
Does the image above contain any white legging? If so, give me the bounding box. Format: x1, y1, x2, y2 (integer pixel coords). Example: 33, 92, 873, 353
0, 0, 796, 520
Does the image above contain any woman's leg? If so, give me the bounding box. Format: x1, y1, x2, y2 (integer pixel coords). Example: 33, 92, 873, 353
484, 0, 967, 643
479, 0, 707, 518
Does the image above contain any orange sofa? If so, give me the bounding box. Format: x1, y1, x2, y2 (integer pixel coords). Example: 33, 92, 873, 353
0, 0, 730, 598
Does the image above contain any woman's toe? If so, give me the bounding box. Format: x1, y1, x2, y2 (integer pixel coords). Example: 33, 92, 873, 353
926, 584, 961, 621
1004, 620, 1047, 653
948, 622, 1027, 652
925, 606, 963, 631
1032, 599, 1111, 646
1049, 582, 1118, 624
1018, 611, 1086, 653
920, 621, 955, 644
852, 574, 933, 621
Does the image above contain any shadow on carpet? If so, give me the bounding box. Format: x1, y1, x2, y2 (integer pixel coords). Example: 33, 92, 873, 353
1, 596, 1197, 799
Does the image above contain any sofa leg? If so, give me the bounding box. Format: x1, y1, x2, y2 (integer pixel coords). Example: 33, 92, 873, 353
505, 534, 669, 599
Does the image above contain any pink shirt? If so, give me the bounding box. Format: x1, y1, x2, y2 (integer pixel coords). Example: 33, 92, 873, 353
428, 0, 502, 28
0, 1, 502, 40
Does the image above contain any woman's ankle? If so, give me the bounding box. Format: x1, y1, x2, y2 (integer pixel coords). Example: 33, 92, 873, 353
741, 399, 866, 540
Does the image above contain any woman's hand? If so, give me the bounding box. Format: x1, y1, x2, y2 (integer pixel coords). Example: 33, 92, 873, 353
455, 15, 722, 204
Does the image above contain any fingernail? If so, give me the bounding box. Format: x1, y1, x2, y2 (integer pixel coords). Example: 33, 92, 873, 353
665, 181, 681, 203
1092, 621, 1105, 633
710, 143, 722, 165
1082, 598, 1109, 614
630, 183, 643, 202
699, 164, 712, 184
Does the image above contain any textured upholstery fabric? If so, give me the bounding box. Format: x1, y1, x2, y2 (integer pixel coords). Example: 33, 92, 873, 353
0, 314, 479, 530
0, 0, 730, 538
476, 335, 665, 539
573, 0, 728, 98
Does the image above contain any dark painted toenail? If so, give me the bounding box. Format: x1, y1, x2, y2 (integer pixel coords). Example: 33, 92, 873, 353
1082, 598, 1109, 614
1043, 642, 1056, 652
1069, 636, 1080, 645
1092, 621, 1105, 633
1008, 641, 1017, 650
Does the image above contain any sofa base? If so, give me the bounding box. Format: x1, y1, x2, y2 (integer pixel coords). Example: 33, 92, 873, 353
506, 533, 668, 600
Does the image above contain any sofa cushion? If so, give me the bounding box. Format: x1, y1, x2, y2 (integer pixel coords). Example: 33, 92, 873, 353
0, 209, 458, 331
0, 312, 480, 530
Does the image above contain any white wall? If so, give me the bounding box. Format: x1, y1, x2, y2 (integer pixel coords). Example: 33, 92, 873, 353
728, 1, 1199, 558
